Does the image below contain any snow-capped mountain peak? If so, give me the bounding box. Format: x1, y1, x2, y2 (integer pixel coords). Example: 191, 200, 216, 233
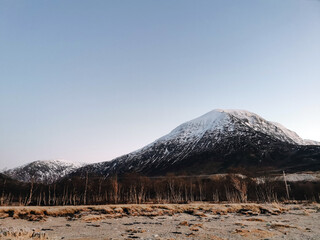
72, 109, 319, 178
158, 109, 318, 146
219, 109, 318, 145
4, 159, 87, 183
160, 110, 228, 142
5, 109, 320, 181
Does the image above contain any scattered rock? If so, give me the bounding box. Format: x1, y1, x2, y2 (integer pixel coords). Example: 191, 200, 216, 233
246, 218, 265, 222
190, 227, 199, 231
185, 232, 195, 237
86, 224, 101, 227
126, 228, 146, 233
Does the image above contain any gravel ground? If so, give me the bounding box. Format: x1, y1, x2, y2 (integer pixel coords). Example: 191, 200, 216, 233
0, 203, 319, 240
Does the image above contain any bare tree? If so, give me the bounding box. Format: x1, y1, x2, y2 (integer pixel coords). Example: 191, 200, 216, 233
26, 178, 34, 206
283, 171, 290, 200
0, 179, 6, 205
83, 172, 89, 205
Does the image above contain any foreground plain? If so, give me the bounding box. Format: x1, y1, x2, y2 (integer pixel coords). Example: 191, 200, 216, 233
0, 203, 319, 239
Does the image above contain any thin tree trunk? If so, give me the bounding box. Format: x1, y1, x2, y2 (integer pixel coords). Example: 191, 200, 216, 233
84, 172, 88, 205
1, 179, 6, 205
26, 179, 34, 206
283, 171, 290, 200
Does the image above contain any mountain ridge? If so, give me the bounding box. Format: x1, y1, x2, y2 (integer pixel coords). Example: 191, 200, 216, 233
71, 109, 320, 177
4, 109, 320, 182
3, 159, 86, 183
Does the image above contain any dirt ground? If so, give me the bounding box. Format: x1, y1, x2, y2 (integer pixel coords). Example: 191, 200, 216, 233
0, 203, 319, 240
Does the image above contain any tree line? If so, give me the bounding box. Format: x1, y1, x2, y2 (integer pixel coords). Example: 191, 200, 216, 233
0, 172, 319, 206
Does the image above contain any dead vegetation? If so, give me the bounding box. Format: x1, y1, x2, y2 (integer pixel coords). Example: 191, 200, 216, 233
233, 228, 275, 239
0, 203, 288, 222
0, 203, 319, 240
269, 223, 298, 229
245, 217, 265, 222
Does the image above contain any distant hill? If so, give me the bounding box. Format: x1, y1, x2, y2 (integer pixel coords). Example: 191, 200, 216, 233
3, 160, 86, 183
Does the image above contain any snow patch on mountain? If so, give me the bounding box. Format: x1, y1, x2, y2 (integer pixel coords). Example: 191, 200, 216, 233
4, 159, 87, 183
78, 109, 320, 178
143, 109, 319, 148
160, 110, 228, 143
126, 109, 318, 162
6, 109, 319, 181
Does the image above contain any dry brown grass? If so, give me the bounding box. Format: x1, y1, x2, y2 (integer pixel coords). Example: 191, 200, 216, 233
0, 203, 288, 222
246, 218, 265, 222
81, 214, 106, 222
179, 221, 189, 226
233, 228, 274, 239
270, 223, 297, 229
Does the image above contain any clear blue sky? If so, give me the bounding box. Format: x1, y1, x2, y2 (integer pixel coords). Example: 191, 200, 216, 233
1, 0, 319, 168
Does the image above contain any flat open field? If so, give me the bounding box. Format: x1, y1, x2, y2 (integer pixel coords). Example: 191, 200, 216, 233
0, 203, 319, 239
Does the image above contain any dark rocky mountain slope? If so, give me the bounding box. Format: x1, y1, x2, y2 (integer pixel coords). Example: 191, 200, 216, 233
71, 109, 320, 177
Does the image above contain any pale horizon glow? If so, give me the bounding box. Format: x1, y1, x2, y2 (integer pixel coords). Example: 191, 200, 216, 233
0, 0, 319, 169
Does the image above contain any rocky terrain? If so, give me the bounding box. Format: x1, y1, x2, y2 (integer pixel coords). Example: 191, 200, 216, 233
0, 203, 319, 239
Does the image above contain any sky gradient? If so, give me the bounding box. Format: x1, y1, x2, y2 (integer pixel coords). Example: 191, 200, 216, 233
1, 0, 320, 169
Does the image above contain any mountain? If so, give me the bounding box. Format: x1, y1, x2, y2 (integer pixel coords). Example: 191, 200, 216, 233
4, 160, 86, 183
72, 109, 320, 177
5, 109, 320, 182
